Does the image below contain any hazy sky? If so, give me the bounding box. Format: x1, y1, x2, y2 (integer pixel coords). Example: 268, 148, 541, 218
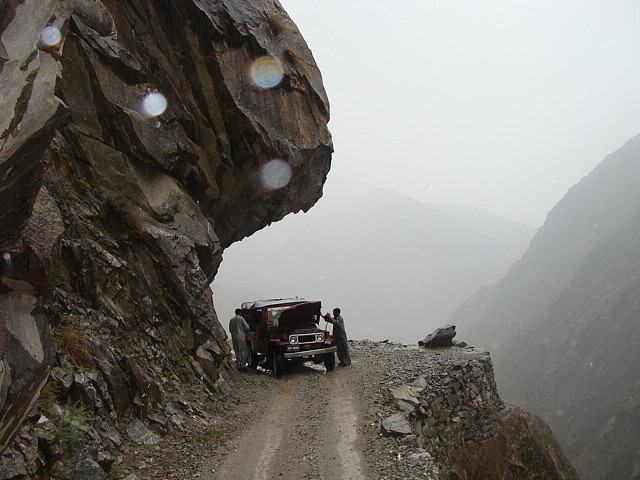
279, 0, 640, 227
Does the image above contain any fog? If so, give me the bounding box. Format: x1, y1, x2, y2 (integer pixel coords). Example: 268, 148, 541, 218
213, 1, 640, 341
279, 0, 640, 227
213, 178, 536, 343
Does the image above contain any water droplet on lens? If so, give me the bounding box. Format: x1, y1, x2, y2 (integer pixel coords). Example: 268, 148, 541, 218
556, 409, 564, 417
140, 91, 168, 118
260, 159, 292, 190
39, 25, 61, 47
250, 56, 284, 88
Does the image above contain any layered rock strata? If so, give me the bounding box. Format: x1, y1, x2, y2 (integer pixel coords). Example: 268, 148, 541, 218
0, 0, 331, 476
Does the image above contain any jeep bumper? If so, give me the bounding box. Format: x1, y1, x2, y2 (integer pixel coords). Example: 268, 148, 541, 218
283, 346, 337, 359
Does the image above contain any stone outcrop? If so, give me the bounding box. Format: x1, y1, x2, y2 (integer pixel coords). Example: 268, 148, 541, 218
446, 405, 580, 480
419, 325, 457, 347
0, 0, 331, 477
380, 345, 578, 480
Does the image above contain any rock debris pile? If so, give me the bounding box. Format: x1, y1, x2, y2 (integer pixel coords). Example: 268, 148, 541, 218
348, 340, 577, 480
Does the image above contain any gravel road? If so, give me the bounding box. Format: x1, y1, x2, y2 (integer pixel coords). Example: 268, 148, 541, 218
112, 341, 446, 480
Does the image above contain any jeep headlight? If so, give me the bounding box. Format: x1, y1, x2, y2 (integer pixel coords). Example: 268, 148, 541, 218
316, 333, 325, 342
289, 335, 298, 344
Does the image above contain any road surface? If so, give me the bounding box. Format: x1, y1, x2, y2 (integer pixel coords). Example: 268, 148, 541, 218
203, 364, 368, 480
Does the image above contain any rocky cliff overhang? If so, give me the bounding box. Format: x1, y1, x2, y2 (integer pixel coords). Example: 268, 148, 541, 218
0, 0, 332, 463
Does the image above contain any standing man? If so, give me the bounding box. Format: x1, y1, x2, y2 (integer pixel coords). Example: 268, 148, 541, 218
229, 308, 250, 371
323, 308, 351, 366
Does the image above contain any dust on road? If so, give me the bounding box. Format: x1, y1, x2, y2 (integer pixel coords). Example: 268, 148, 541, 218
203, 364, 368, 480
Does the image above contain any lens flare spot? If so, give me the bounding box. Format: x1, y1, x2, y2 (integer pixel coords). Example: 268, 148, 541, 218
260, 159, 292, 190
250, 56, 284, 88
140, 91, 168, 118
39, 25, 61, 47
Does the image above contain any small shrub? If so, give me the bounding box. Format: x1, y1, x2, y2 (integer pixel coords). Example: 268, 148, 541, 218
45, 401, 95, 443
37, 380, 61, 410
53, 326, 94, 367
194, 426, 230, 443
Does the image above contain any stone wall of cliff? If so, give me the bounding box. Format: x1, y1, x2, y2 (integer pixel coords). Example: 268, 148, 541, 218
380, 344, 579, 480
0, 0, 331, 475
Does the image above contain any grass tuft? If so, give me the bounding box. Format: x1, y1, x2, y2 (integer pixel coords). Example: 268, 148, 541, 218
54, 326, 94, 367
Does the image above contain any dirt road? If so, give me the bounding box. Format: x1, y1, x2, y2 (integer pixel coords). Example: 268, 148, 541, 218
115, 342, 440, 480
203, 364, 369, 480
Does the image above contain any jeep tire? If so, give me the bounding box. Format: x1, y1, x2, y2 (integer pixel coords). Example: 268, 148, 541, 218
324, 352, 336, 371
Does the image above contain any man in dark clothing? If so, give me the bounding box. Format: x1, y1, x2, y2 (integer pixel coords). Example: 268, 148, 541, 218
323, 308, 351, 366
229, 308, 250, 371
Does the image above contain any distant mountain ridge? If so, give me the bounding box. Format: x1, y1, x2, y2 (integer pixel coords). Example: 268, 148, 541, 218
450, 133, 640, 353
213, 178, 535, 343
448, 133, 640, 480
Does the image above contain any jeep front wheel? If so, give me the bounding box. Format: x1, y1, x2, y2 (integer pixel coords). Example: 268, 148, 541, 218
272, 353, 285, 377
324, 352, 336, 371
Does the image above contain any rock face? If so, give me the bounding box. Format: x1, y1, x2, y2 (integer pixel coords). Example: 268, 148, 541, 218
376, 343, 578, 480
450, 133, 640, 479
447, 405, 580, 480
0, 0, 331, 476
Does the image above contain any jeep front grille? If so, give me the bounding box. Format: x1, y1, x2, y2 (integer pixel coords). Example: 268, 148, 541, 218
289, 333, 324, 344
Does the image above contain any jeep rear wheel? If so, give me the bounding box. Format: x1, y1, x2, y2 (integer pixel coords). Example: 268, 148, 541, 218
324, 352, 336, 371
272, 353, 285, 377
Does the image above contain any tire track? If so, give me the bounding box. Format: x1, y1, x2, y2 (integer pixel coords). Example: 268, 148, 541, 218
203, 365, 368, 480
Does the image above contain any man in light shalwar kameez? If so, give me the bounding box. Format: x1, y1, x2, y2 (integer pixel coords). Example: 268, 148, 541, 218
323, 308, 351, 366
229, 308, 250, 371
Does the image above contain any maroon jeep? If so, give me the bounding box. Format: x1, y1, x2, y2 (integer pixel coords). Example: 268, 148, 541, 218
240, 298, 336, 377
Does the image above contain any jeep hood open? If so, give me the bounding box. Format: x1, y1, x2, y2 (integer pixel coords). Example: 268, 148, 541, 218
278, 301, 322, 331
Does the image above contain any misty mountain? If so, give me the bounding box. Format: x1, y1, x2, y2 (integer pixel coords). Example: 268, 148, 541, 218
213, 178, 535, 343
448, 133, 640, 480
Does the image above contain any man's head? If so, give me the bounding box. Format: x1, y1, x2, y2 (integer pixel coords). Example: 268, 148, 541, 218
333, 308, 340, 316
235, 308, 242, 315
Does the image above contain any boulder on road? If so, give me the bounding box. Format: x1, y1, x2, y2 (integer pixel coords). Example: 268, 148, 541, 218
419, 325, 457, 348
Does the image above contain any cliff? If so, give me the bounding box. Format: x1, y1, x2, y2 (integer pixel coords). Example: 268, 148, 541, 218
500, 210, 640, 480
1, 0, 330, 476
449, 134, 640, 479
359, 341, 579, 480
